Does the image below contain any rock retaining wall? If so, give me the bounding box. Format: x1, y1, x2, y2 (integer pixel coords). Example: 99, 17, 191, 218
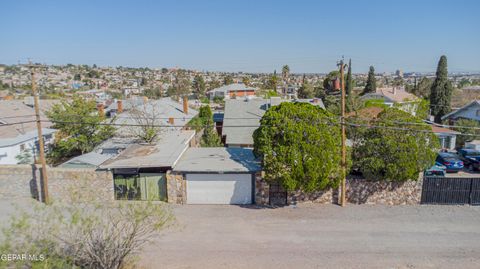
257, 174, 423, 206
0, 165, 114, 202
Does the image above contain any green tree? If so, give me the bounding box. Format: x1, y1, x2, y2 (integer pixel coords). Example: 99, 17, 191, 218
362, 66, 377, 95
223, 75, 234, 85
253, 102, 342, 192
196, 106, 222, 147
413, 77, 432, 98
267, 70, 278, 91
242, 76, 250, 86
452, 119, 480, 149
430, 55, 453, 123
323, 71, 340, 92
353, 108, 438, 181
144, 86, 163, 99
281, 65, 290, 95
169, 69, 191, 99
46, 96, 114, 164
345, 59, 353, 96
192, 74, 206, 98
297, 76, 314, 98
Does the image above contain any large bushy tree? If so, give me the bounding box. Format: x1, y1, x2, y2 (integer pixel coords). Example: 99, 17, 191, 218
297, 76, 315, 98
192, 74, 206, 98
352, 108, 438, 181
430, 55, 453, 123
452, 119, 480, 149
46, 96, 114, 164
253, 102, 342, 192
362, 66, 377, 95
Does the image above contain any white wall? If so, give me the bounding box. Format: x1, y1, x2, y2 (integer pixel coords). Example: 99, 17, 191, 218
0, 135, 54, 165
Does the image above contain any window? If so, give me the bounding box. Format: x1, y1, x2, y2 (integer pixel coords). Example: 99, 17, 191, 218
476, 109, 480, 117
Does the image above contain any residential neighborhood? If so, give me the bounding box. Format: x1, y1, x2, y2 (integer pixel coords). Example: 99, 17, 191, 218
1, 1, 480, 268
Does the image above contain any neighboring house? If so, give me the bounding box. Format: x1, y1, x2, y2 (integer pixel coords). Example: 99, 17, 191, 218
207, 83, 257, 100
222, 97, 325, 148
172, 147, 261, 205
0, 100, 57, 164
60, 97, 199, 169
441, 100, 480, 123
431, 125, 459, 151
361, 87, 420, 116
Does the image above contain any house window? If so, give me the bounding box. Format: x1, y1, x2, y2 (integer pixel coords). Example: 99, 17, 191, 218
476, 110, 480, 117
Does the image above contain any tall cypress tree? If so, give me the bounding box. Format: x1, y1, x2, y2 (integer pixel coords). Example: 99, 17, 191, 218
346, 59, 353, 96
362, 66, 376, 95
430, 55, 452, 123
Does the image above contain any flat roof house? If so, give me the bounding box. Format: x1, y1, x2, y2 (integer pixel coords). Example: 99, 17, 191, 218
0, 100, 57, 164
207, 83, 257, 100
222, 97, 325, 148
361, 87, 420, 116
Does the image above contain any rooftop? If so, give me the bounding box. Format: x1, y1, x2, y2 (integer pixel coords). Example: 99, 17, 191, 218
208, 83, 257, 93
222, 97, 325, 145
100, 130, 195, 169
173, 147, 261, 173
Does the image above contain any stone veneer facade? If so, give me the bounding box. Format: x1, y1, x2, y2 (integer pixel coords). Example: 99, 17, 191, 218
256, 174, 424, 206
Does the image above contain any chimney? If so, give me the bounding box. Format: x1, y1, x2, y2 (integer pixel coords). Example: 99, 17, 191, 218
117, 100, 123, 113
183, 96, 188, 114
168, 117, 174, 125
333, 78, 340, 90
97, 103, 104, 117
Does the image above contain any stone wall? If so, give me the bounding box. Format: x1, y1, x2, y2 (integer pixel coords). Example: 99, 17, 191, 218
0, 165, 114, 203
255, 171, 269, 205
166, 171, 186, 204
257, 174, 424, 206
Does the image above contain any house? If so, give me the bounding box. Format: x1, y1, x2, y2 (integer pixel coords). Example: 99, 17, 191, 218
172, 147, 261, 204
222, 97, 325, 147
361, 87, 419, 116
0, 100, 57, 164
100, 130, 196, 201
207, 83, 257, 100
431, 125, 459, 151
441, 100, 480, 124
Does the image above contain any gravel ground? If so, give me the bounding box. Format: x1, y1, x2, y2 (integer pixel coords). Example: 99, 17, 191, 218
140, 204, 480, 269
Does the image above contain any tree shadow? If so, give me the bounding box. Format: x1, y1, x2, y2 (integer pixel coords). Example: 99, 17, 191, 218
29, 164, 40, 201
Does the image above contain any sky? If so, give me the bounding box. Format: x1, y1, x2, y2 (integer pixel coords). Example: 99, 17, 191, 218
1, 0, 479, 73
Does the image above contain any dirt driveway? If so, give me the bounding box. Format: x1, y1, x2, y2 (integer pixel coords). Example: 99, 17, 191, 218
141, 204, 480, 269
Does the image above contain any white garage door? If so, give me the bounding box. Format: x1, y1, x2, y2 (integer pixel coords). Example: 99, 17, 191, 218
186, 173, 252, 204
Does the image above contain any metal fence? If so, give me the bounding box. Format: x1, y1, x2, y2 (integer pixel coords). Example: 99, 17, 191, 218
421, 176, 480, 205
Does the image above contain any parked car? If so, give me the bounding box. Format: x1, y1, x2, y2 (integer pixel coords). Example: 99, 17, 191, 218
436, 152, 464, 173
424, 163, 447, 177
457, 149, 480, 171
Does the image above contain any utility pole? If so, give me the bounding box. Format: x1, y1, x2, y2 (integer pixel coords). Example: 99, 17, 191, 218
337, 58, 347, 207
28, 63, 49, 204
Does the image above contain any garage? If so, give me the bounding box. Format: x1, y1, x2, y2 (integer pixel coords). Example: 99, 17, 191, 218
173, 147, 261, 205
186, 173, 252, 204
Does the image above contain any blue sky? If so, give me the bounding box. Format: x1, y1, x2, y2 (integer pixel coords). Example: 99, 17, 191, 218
1, 0, 479, 73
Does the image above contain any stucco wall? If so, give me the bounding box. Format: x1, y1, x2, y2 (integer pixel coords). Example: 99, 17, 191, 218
0, 164, 114, 202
